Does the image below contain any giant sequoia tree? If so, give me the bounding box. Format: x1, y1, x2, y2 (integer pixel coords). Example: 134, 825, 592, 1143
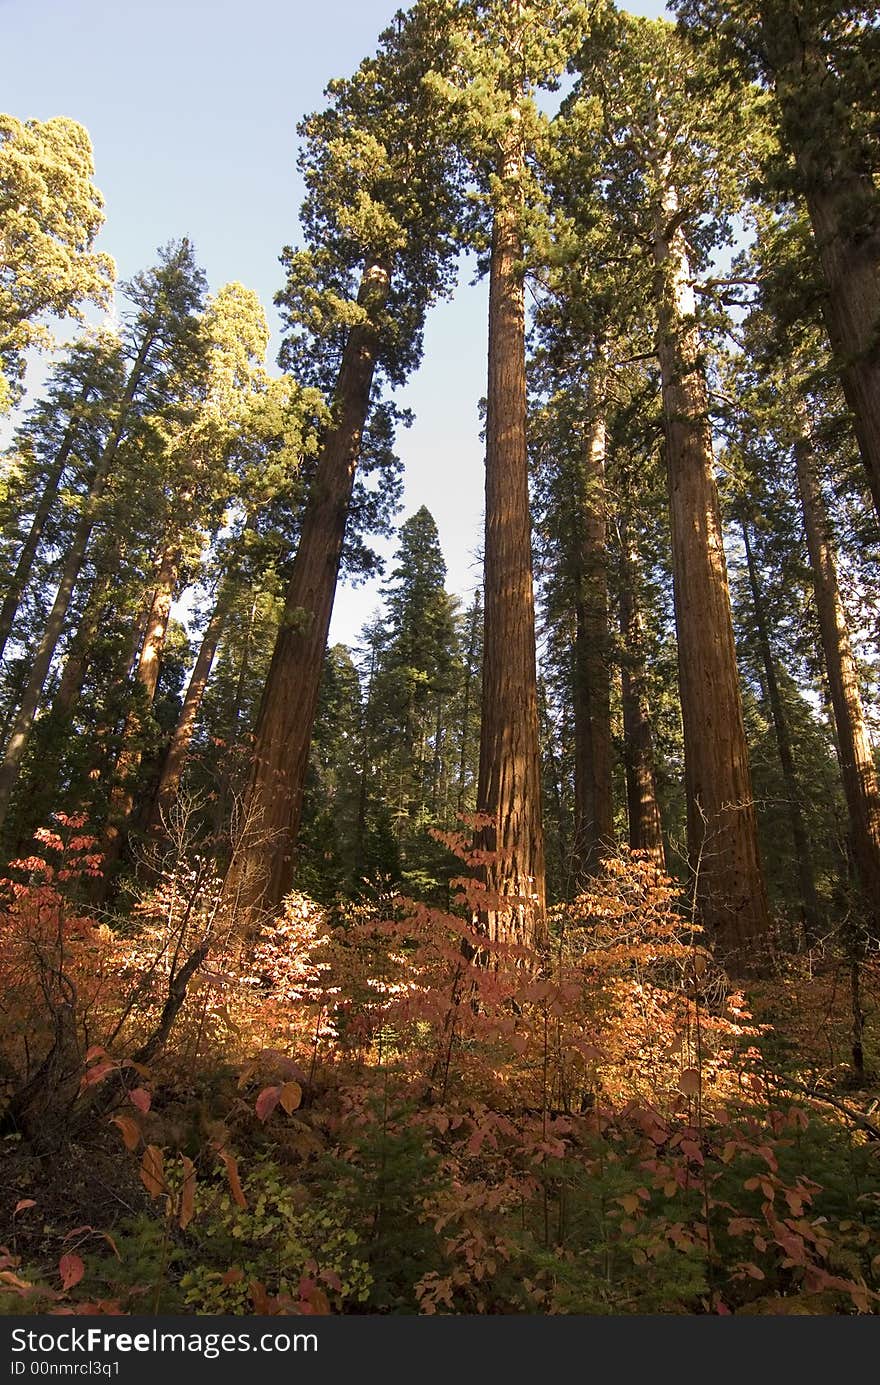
222, 0, 462, 926
563, 14, 771, 967
427, 0, 595, 945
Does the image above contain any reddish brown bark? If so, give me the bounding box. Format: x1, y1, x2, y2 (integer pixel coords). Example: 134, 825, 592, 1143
475, 198, 546, 947
792, 412, 880, 932
222, 261, 390, 926
652, 187, 770, 971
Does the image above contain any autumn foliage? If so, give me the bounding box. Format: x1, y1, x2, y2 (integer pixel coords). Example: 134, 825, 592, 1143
0, 819, 878, 1316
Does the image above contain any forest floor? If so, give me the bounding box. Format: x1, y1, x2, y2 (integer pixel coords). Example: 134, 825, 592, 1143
1, 852, 879, 1316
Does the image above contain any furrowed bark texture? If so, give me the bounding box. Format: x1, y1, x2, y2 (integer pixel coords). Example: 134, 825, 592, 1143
476, 201, 546, 947
653, 191, 770, 970
793, 415, 880, 932
223, 261, 389, 926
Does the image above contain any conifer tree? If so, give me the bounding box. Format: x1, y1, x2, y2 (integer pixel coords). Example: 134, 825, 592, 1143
674, 0, 880, 521
563, 12, 771, 968
0, 239, 207, 836
223, 1, 461, 925
0, 114, 115, 411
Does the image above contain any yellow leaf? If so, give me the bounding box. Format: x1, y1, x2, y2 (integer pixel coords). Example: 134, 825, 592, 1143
279, 1080, 303, 1115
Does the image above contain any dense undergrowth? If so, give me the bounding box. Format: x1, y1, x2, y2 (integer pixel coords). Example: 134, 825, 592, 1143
1, 818, 878, 1316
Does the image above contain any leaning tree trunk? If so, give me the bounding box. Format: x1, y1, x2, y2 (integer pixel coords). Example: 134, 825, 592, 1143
652, 183, 770, 972
772, 40, 880, 522
221, 260, 390, 928
100, 542, 181, 885
0, 393, 91, 665
0, 330, 154, 835
571, 383, 613, 881
792, 410, 880, 933
740, 514, 822, 943
147, 585, 231, 838
475, 192, 546, 949
619, 515, 665, 868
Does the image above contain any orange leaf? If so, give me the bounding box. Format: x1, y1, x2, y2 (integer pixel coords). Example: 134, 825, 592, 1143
13, 1199, 36, 1215
678, 1068, 701, 1096
110, 1115, 141, 1152
221, 1267, 244, 1286
59, 1253, 84, 1291
618, 1194, 640, 1215
279, 1080, 302, 1115
218, 1150, 247, 1208
179, 1156, 196, 1231
140, 1145, 166, 1199
128, 1088, 151, 1114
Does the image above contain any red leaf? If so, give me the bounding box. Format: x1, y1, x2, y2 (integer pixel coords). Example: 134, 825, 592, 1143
13, 1199, 36, 1215
59, 1253, 84, 1291
221, 1267, 244, 1286
128, 1088, 151, 1114
255, 1085, 281, 1122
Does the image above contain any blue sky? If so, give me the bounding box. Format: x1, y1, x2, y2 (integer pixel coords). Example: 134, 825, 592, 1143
4, 0, 670, 646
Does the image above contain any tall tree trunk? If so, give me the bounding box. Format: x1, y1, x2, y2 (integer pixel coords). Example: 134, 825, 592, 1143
476, 196, 546, 948
0, 396, 90, 665
571, 385, 613, 879
652, 183, 769, 971
100, 543, 180, 881
0, 330, 155, 834
740, 515, 822, 942
618, 516, 665, 868
772, 38, 880, 521
147, 583, 232, 837
792, 410, 880, 932
222, 260, 390, 926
